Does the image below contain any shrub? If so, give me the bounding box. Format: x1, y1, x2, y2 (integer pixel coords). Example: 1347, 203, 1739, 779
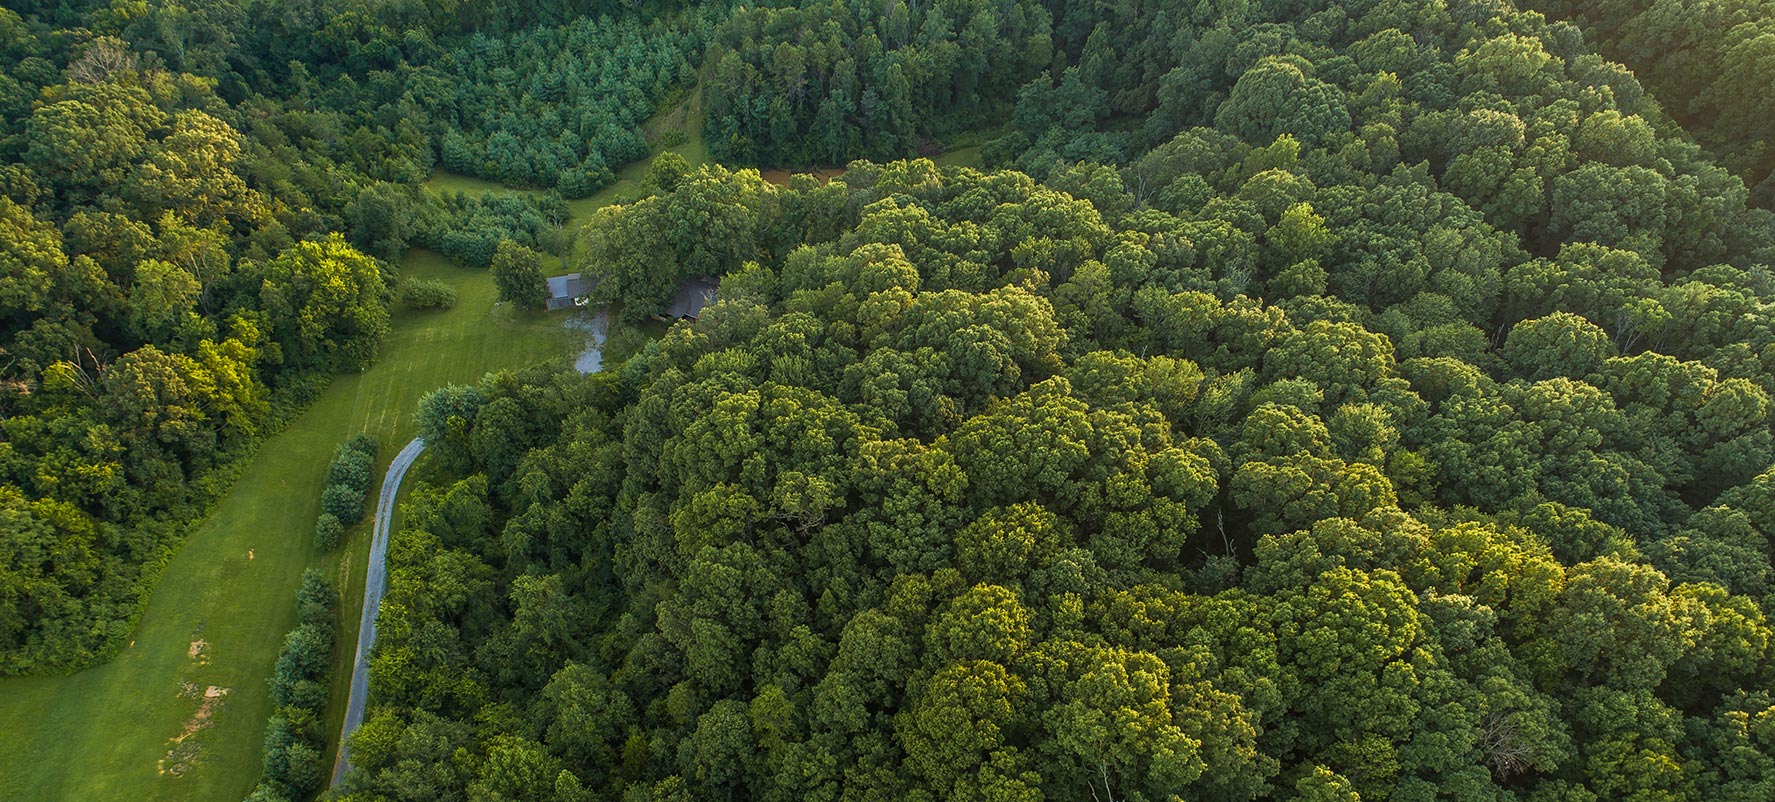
342, 432, 380, 456
320, 483, 363, 524
314, 513, 343, 551
249, 575, 338, 801
325, 451, 372, 497
402, 278, 458, 309
319, 433, 379, 526
295, 569, 336, 626
327, 436, 379, 495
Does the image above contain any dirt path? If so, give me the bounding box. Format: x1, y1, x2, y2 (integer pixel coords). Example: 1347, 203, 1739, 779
330, 436, 425, 786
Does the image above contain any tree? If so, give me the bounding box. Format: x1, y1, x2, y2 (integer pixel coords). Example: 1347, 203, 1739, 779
898, 660, 1027, 789
415, 384, 485, 469
257, 234, 391, 372
646, 152, 691, 193
1503, 312, 1614, 381
491, 239, 550, 310
0, 198, 64, 324
1039, 645, 1207, 799
1215, 57, 1351, 147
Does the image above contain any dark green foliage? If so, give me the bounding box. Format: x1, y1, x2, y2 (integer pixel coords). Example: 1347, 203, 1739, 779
318, 434, 379, 532
428, 14, 710, 192
353, 144, 1775, 802
579, 164, 785, 320
320, 484, 363, 526
247, 570, 336, 802
702, 0, 1052, 165
10, 1, 1775, 800
1525, 0, 1775, 203
326, 437, 378, 495
414, 191, 566, 268
415, 383, 486, 473
401, 278, 458, 309
314, 513, 344, 552
491, 240, 551, 310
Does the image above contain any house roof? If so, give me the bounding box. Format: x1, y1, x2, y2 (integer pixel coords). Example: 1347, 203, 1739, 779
665, 278, 719, 320
545, 273, 596, 311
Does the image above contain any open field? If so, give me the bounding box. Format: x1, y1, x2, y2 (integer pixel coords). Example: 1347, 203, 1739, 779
0, 251, 584, 802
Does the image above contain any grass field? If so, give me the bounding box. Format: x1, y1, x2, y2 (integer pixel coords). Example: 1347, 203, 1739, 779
0, 252, 584, 802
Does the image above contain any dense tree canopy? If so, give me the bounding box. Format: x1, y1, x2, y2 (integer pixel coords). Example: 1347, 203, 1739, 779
1525, 0, 1775, 204
345, 141, 1775, 801
6, 1, 1775, 802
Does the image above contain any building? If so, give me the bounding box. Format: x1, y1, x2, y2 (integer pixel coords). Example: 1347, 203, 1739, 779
663, 277, 719, 321
545, 273, 595, 311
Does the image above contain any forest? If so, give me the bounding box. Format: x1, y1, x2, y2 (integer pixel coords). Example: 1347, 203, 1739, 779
3, 0, 1775, 801
349, 0, 1775, 797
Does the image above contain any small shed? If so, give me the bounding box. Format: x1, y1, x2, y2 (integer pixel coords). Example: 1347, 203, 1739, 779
663, 277, 719, 321
545, 273, 596, 311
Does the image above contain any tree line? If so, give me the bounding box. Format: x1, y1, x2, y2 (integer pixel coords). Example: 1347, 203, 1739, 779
245, 569, 339, 802
316, 435, 380, 552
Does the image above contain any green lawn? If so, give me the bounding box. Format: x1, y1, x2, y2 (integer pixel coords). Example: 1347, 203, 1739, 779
0, 251, 583, 802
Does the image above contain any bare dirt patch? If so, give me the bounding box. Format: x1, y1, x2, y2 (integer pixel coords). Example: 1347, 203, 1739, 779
156, 685, 229, 777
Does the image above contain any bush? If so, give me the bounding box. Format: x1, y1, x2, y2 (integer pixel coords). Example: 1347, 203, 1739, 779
402, 278, 458, 309
295, 569, 336, 626
320, 433, 379, 526
249, 576, 338, 801
327, 435, 379, 494
325, 451, 372, 497
314, 513, 343, 551
282, 741, 324, 797
320, 483, 363, 524
342, 432, 380, 456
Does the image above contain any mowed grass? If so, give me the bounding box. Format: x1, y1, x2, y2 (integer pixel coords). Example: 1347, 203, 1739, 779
0, 251, 583, 802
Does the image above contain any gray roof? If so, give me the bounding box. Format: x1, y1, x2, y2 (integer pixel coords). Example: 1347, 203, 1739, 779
665, 278, 719, 320
545, 273, 596, 311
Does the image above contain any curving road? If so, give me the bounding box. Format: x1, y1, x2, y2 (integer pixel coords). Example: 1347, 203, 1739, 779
330, 436, 425, 786
328, 309, 604, 788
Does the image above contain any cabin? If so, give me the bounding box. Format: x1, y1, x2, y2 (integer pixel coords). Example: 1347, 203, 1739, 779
661, 277, 719, 321
545, 273, 596, 311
